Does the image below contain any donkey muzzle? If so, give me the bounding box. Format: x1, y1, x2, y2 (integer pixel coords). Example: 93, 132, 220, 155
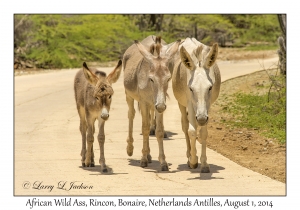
101, 108, 109, 120
155, 103, 166, 113
196, 115, 208, 126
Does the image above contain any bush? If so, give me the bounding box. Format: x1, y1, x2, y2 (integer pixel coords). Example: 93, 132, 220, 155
14, 14, 282, 69
16, 14, 150, 68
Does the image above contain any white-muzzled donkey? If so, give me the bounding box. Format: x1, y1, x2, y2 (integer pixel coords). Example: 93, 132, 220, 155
74, 60, 122, 172
172, 37, 221, 173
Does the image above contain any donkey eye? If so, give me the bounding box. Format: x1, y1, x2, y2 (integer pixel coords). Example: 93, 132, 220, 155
95, 97, 100, 100
108, 95, 111, 99
189, 87, 193, 92
149, 78, 154, 82
209, 86, 212, 91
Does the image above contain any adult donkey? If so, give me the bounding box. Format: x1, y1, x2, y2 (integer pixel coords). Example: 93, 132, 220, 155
74, 60, 122, 172
172, 37, 220, 173
123, 35, 181, 171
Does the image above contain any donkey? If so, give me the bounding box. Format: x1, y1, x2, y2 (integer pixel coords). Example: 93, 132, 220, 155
172, 37, 221, 173
123, 35, 181, 171
74, 60, 122, 172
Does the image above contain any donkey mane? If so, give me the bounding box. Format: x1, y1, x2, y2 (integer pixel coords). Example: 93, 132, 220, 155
95, 71, 107, 77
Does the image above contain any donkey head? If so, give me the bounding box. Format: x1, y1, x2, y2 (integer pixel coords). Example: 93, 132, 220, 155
135, 37, 181, 113
180, 40, 218, 126
82, 60, 122, 120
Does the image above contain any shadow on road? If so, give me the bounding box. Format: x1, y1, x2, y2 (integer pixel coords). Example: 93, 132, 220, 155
141, 130, 178, 140
127, 158, 167, 172
79, 165, 128, 175
164, 131, 178, 140
177, 163, 225, 180
128, 158, 225, 180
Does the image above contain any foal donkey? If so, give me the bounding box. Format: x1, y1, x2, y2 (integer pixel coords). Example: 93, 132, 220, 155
74, 60, 122, 172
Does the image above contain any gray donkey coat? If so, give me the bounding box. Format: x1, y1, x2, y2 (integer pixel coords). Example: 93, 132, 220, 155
123, 35, 181, 171
74, 60, 122, 172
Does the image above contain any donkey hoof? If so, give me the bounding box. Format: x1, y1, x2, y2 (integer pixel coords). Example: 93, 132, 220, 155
161, 164, 169, 171
82, 163, 86, 167
140, 160, 148, 168
147, 154, 152, 163
200, 165, 210, 173
90, 163, 95, 167
102, 168, 108, 173
127, 145, 134, 156
187, 161, 198, 169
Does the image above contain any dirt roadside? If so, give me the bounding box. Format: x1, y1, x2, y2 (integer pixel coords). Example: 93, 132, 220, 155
208, 48, 286, 183
208, 70, 286, 183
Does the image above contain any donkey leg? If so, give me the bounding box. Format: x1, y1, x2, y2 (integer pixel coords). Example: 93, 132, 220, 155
199, 125, 210, 173
187, 104, 198, 169
178, 103, 190, 159
146, 107, 154, 163
85, 115, 96, 167
78, 106, 87, 167
90, 144, 95, 167
90, 124, 95, 167
98, 118, 107, 172
149, 107, 156, 135
140, 103, 151, 168
155, 111, 169, 171
126, 94, 135, 156
149, 108, 167, 138
188, 125, 198, 169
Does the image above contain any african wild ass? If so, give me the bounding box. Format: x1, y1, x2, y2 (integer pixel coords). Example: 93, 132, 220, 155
74, 60, 122, 172
172, 38, 220, 173
123, 35, 181, 171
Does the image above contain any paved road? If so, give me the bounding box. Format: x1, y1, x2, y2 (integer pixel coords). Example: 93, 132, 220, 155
14, 56, 285, 196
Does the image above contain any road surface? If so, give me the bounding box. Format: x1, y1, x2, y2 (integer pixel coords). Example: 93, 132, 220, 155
14, 56, 285, 196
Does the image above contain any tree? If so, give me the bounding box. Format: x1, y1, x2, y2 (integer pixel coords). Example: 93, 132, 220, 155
277, 14, 286, 75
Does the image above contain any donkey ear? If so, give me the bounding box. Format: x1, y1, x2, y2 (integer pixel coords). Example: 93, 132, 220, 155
134, 40, 154, 62
204, 43, 218, 69
82, 62, 98, 86
166, 39, 181, 59
194, 45, 203, 61
180, 46, 196, 70
107, 60, 122, 84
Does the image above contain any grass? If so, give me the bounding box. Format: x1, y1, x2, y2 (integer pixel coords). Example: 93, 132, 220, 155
220, 74, 286, 144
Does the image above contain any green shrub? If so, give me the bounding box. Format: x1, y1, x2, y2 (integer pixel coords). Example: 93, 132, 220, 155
14, 14, 282, 69
20, 14, 150, 68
